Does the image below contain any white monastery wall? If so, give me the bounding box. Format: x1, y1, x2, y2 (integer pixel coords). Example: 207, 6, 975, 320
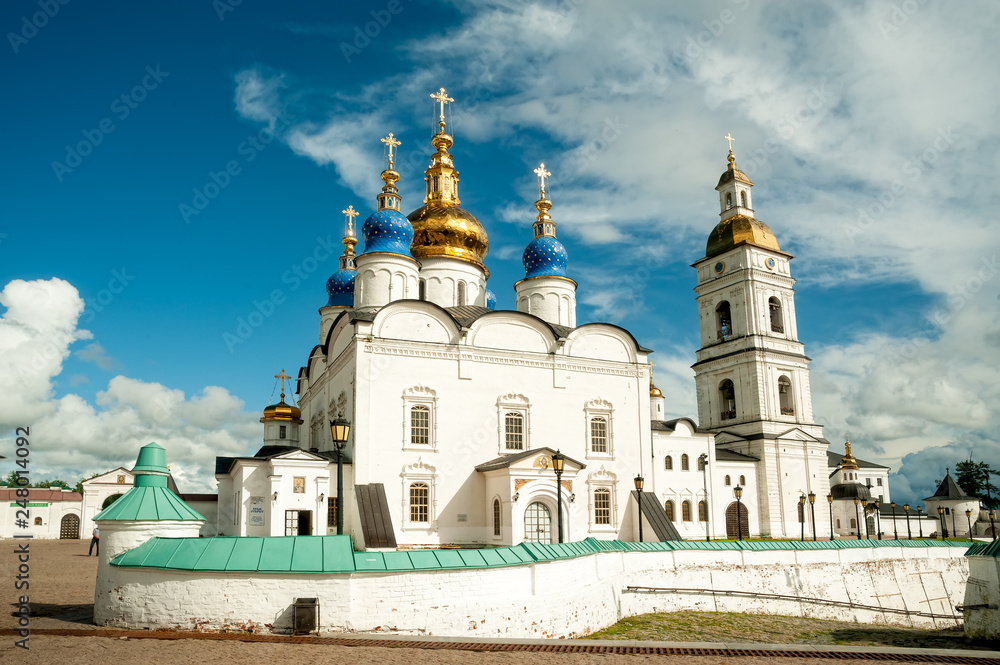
963, 554, 1000, 639
95, 545, 969, 636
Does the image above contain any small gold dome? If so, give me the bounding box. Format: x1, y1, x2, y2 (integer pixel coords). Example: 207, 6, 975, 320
409, 204, 489, 268
650, 384, 663, 398
706, 214, 780, 259
260, 398, 302, 424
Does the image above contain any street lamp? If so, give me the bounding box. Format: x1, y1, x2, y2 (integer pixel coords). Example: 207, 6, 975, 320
965, 509, 973, 541
873, 499, 881, 540
827, 493, 834, 541
734, 485, 744, 541
699, 453, 710, 542
853, 497, 861, 540
937, 505, 946, 540
329, 417, 351, 536
917, 506, 924, 538
904, 503, 912, 540
861, 498, 869, 539
990, 511, 996, 541
799, 494, 806, 541
552, 450, 565, 544
950, 506, 957, 538
891, 502, 898, 540
808, 491, 817, 541
633, 472, 644, 544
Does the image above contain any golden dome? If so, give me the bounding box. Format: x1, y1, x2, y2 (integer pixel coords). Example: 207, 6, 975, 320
260, 397, 302, 424
650, 383, 663, 398
408, 203, 489, 268
706, 214, 780, 259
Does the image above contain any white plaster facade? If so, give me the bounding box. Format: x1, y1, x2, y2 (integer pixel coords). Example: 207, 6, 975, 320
0, 488, 82, 539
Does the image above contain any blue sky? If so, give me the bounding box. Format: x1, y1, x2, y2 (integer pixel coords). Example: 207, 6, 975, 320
2, 0, 998, 504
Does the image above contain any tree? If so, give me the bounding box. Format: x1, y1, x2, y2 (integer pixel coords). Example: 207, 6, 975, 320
955, 459, 1000, 511
73, 472, 101, 494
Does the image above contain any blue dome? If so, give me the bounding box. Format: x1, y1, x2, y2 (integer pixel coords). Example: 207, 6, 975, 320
325, 268, 356, 307
486, 289, 497, 310
523, 236, 568, 278
361, 209, 413, 256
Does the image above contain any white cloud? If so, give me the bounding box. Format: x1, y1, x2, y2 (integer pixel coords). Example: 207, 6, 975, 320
234, 68, 285, 128
75, 341, 115, 370
0, 279, 262, 492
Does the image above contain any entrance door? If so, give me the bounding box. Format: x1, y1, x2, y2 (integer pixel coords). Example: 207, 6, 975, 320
524, 502, 551, 544
60, 514, 80, 539
725, 501, 750, 539
285, 510, 313, 535
297, 510, 313, 535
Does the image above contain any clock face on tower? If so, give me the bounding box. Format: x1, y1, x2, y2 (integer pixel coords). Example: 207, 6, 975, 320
765, 257, 776, 270
714, 261, 725, 274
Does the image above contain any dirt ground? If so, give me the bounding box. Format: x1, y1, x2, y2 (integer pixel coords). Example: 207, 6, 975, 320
0, 540, 991, 665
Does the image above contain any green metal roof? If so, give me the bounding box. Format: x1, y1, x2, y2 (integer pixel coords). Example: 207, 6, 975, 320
967, 540, 1000, 558
111, 536, 970, 573
93, 481, 206, 522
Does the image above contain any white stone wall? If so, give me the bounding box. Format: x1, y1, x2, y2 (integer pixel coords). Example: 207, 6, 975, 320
95, 545, 969, 636
964, 554, 1000, 639
0, 492, 82, 539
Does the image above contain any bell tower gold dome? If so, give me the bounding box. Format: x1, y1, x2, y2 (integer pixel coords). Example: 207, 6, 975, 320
408, 89, 489, 270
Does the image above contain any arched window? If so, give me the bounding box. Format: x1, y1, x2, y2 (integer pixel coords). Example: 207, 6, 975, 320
725, 475, 731, 486
493, 498, 501, 536
665, 500, 675, 522
797, 501, 805, 523
850, 518, 857, 528
769, 297, 783, 333
681, 454, 690, 471
419, 279, 426, 301
836, 518, 841, 528
34, 517, 42, 525
682, 500, 692, 522
594, 488, 611, 525
740, 191, 747, 208
409, 483, 429, 522
739, 475, 746, 486
504, 412, 524, 450
664, 455, 673, 470
698, 500, 708, 522
279, 425, 287, 439
778, 376, 794, 416
726, 192, 733, 209
457, 281, 466, 306
716, 301, 732, 340
590, 417, 608, 453
719, 380, 736, 420
697, 455, 706, 471
410, 405, 430, 445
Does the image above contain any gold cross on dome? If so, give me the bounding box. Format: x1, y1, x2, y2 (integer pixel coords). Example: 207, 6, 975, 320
275, 369, 291, 396
380, 132, 401, 169
724, 133, 735, 151
430, 87, 454, 122
533, 163, 551, 198
342, 205, 359, 235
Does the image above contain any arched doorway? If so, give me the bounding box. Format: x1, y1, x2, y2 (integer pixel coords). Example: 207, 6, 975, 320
60, 514, 80, 539
524, 502, 552, 544
102, 493, 124, 509
725, 501, 749, 539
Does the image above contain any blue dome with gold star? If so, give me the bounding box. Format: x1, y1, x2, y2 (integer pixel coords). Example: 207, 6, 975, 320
486, 289, 497, 310
325, 268, 355, 307
523, 236, 568, 278
361, 209, 413, 256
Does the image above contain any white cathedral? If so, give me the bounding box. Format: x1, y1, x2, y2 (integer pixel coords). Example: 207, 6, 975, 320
214, 90, 893, 547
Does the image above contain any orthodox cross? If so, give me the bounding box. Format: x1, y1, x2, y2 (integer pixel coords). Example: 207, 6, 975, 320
724, 133, 735, 151
381, 132, 401, 169
342, 204, 359, 235
430, 87, 454, 123
534, 163, 551, 198
275, 369, 291, 399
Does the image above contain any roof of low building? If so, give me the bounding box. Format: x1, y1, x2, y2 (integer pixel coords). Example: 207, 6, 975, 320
0, 489, 82, 502
475, 447, 586, 473
716, 449, 759, 462
826, 450, 889, 470
925, 473, 969, 501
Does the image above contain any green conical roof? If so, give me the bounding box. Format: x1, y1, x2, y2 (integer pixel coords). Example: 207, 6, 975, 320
94, 443, 205, 522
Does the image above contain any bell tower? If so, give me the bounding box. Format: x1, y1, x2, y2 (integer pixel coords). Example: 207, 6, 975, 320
691, 136, 830, 538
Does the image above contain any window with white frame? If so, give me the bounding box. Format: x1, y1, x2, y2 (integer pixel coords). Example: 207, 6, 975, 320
402, 386, 438, 451
584, 399, 614, 458
401, 459, 437, 530
586, 467, 618, 531
497, 393, 530, 453
492, 498, 501, 537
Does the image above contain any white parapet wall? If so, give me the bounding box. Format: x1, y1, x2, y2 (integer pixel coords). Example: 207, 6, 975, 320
96, 543, 969, 636
963, 552, 1000, 639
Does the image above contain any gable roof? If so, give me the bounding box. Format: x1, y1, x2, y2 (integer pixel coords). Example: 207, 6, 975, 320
0, 489, 82, 502
216, 445, 351, 476
826, 450, 889, 470
925, 473, 968, 500
475, 447, 586, 473
652, 417, 710, 434
716, 449, 759, 462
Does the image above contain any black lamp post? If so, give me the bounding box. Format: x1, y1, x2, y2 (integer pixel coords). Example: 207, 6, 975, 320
873, 499, 881, 539
799, 494, 806, 541
808, 491, 817, 541
891, 502, 898, 540
917, 506, 924, 538
633, 473, 644, 543
965, 509, 973, 541
700, 454, 710, 542
950, 507, 957, 539
853, 497, 861, 540
990, 511, 996, 541
552, 450, 565, 544
937, 505, 946, 540
329, 417, 351, 536
734, 485, 744, 541
861, 498, 869, 539
827, 493, 834, 540
904, 503, 912, 540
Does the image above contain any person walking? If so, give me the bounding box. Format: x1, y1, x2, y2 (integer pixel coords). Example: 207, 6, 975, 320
88, 526, 100, 556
